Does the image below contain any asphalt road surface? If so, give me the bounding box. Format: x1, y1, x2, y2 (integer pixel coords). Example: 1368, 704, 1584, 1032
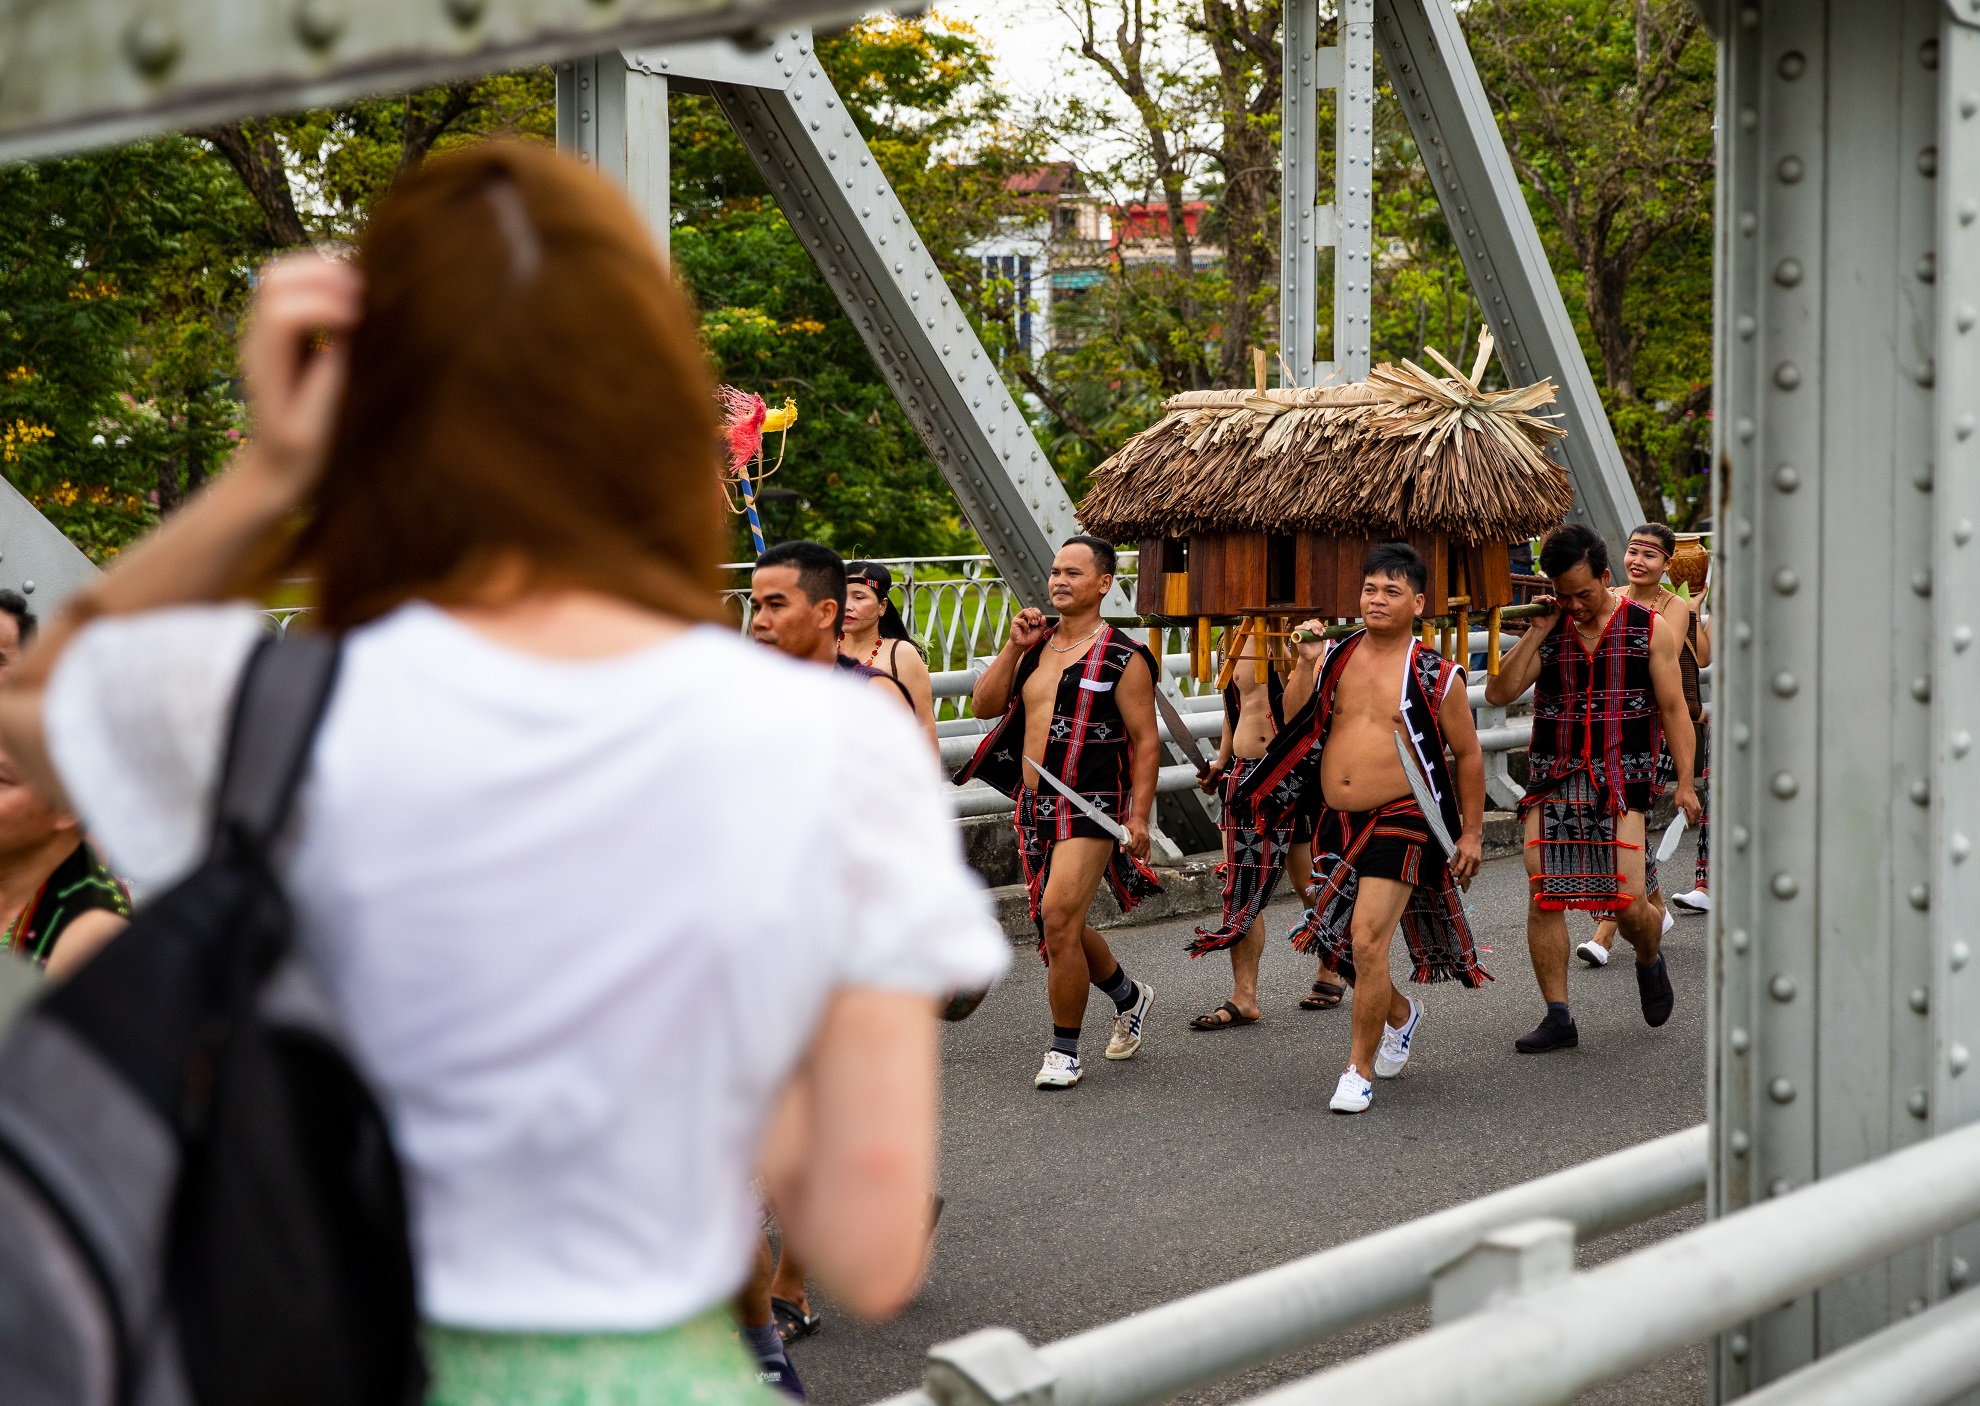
791, 840, 1710, 1406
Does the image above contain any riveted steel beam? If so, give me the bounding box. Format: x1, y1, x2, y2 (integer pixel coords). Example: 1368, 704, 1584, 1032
1279, 0, 1371, 387
0, 0, 893, 164
1710, 0, 1947, 1394
1371, 0, 1642, 552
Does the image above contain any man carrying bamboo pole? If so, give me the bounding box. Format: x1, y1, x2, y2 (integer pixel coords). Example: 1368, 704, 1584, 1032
1486, 523, 1701, 1054
1233, 543, 1490, 1115
957, 537, 1161, 1090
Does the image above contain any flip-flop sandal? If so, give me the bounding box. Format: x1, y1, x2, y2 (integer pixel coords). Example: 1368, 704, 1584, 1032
1190, 1000, 1261, 1030
772, 1296, 823, 1343
1300, 980, 1346, 1011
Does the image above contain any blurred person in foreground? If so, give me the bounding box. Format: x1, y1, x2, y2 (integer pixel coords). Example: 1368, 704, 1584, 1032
0, 594, 131, 978
0, 141, 1008, 1406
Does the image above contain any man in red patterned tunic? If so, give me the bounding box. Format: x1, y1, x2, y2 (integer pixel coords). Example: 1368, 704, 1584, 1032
1486, 522, 1701, 1053
958, 537, 1161, 1090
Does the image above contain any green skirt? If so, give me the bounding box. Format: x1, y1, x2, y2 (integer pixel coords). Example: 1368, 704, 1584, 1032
424, 1306, 785, 1406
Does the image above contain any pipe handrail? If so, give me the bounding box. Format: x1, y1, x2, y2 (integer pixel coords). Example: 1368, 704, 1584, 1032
883, 1125, 1706, 1406
1241, 1120, 1980, 1406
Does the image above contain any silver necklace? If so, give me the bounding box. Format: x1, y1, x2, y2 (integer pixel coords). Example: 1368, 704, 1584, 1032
1049, 623, 1104, 653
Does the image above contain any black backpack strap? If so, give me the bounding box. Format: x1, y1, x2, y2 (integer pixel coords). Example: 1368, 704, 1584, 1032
212, 633, 343, 851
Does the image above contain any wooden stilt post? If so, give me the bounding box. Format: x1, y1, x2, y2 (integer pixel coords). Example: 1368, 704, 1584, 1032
1486, 605, 1504, 676
1456, 605, 1470, 669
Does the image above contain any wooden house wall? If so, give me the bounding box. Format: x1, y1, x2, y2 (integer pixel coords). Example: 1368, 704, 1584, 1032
1128, 530, 1517, 620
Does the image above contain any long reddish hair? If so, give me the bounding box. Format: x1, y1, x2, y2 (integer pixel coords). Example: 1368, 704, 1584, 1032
280, 140, 727, 629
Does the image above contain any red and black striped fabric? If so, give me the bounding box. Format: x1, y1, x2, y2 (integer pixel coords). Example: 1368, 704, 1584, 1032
1292, 798, 1489, 987
1521, 597, 1667, 818
1013, 788, 1161, 961
1188, 755, 1295, 957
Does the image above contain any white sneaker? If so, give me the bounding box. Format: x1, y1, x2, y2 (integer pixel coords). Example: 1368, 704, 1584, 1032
1329, 1067, 1373, 1113
1576, 940, 1611, 967
1671, 888, 1712, 913
1034, 1049, 1082, 1089
1662, 907, 1676, 936
1105, 981, 1154, 1060
1373, 997, 1424, 1078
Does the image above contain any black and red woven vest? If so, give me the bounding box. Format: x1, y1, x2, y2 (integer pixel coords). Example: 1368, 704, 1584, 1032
1526, 596, 1666, 815
1230, 629, 1465, 842
953, 625, 1157, 833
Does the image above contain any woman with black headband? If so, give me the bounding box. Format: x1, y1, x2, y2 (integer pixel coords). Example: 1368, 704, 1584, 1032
841, 561, 938, 749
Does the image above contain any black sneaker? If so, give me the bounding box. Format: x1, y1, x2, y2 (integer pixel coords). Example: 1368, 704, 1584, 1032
1636, 953, 1675, 1028
1515, 1009, 1579, 1053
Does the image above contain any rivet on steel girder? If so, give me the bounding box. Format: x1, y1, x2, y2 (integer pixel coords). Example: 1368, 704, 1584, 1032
1952, 1044, 1971, 1076
1958, 628, 1974, 654
445, 0, 485, 25
1913, 778, 1933, 804
1771, 872, 1800, 901
1920, 147, 1940, 178
1918, 252, 1938, 284
1909, 1089, 1930, 1118
1774, 465, 1800, 491
1738, 314, 1757, 340
1769, 1177, 1793, 1196
1732, 926, 1751, 952
124, 16, 181, 76
1958, 415, 1975, 442
1773, 258, 1803, 287
1768, 1077, 1796, 1104
1730, 1027, 1751, 1052
294, 0, 347, 50
1729, 1330, 1751, 1361
20, 582, 33, 596
1959, 306, 1977, 333
1914, 675, 1934, 702
1771, 772, 1799, 799
1777, 51, 1806, 80
1729, 1130, 1751, 1156
1737, 418, 1755, 443
1735, 622, 1753, 647
1962, 201, 1979, 227
1910, 987, 1931, 1014
1772, 567, 1799, 595
1957, 519, 1974, 545
1769, 974, 1796, 1001
1953, 940, 1972, 970
1911, 883, 1932, 910
1957, 732, 1975, 759
1740, 108, 1758, 132
1917, 462, 1936, 490
1954, 1258, 1972, 1290
1778, 156, 1805, 185
1739, 210, 1757, 235
1774, 363, 1802, 390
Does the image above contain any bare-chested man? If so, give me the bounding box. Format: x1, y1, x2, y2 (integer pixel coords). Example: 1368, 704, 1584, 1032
1187, 627, 1329, 1025
1485, 522, 1701, 1054
957, 536, 1161, 1090
1231, 543, 1489, 1114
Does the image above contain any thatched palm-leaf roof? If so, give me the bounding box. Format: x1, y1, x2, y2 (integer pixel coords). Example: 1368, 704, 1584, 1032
1076, 355, 1574, 544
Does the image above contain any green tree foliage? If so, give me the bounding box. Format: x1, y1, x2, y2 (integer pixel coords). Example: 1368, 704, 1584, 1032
672, 15, 1032, 558
0, 138, 265, 559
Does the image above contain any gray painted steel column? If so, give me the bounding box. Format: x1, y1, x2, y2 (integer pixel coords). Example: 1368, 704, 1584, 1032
0, 485, 96, 614
1931, 0, 1980, 1338
1333, 0, 1374, 382
1278, 0, 1370, 386
1710, 0, 1948, 1394
555, 54, 669, 247
1370, 0, 1642, 551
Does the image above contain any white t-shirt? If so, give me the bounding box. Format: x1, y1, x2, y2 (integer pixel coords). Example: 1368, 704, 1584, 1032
45, 601, 1009, 1332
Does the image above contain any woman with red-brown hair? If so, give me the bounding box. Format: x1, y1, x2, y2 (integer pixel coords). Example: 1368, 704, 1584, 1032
0, 142, 1006, 1404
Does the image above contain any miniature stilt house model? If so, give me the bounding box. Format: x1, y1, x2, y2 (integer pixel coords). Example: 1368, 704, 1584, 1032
1076, 346, 1574, 674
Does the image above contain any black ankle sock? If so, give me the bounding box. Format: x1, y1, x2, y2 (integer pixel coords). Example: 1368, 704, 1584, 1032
743, 1320, 788, 1366
1051, 1025, 1081, 1056
1547, 1001, 1573, 1025
1095, 965, 1138, 1011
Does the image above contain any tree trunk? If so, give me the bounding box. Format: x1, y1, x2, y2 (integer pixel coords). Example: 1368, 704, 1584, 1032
199, 122, 307, 248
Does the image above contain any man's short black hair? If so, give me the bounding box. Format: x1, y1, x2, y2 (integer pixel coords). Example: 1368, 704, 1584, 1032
1629, 522, 1677, 557
1061, 534, 1117, 577
1362, 541, 1427, 595
756, 540, 847, 630
1539, 522, 1611, 580
0, 589, 38, 646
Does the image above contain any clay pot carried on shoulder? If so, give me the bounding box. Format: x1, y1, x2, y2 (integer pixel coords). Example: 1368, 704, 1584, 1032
1668, 533, 1709, 593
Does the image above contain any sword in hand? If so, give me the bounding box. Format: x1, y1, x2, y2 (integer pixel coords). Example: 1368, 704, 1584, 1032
1025, 754, 1134, 849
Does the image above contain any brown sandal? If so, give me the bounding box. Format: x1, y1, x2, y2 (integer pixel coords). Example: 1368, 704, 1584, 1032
1300, 980, 1345, 1011
1190, 1000, 1261, 1030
